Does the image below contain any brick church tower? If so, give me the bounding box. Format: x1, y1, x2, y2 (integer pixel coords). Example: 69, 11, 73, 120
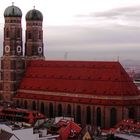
25, 7, 44, 60
1, 4, 25, 101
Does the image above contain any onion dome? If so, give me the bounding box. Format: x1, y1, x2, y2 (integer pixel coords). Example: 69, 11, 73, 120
26, 9, 43, 21
4, 4, 22, 17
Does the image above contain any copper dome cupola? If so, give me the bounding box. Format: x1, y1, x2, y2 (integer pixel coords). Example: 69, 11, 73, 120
4, 4, 22, 17
26, 9, 43, 21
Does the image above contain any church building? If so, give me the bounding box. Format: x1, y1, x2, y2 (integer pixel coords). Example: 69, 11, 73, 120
0, 4, 140, 128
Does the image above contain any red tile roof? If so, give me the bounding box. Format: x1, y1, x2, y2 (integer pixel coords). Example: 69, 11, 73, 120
0, 107, 45, 124
18, 60, 139, 97
57, 119, 81, 140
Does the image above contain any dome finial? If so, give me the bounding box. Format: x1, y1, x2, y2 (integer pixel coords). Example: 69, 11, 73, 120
12, 2, 14, 6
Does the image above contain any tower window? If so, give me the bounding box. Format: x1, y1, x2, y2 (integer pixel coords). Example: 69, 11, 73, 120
17, 45, 22, 54
17, 29, 20, 38
39, 31, 42, 39
6, 29, 9, 38
28, 32, 32, 39
38, 47, 42, 54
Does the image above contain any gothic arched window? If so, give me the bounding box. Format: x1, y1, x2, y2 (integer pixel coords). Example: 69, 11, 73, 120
76, 105, 81, 124
24, 100, 28, 109
67, 104, 71, 117
128, 107, 135, 119
28, 32, 32, 39
86, 106, 91, 124
110, 108, 117, 127
6, 29, 9, 38
58, 104, 62, 116
32, 101, 36, 110
96, 107, 101, 127
49, 103, 53, 118
40, 102, 44, 114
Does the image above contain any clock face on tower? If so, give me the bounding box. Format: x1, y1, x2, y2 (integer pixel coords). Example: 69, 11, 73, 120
5, 45, 10, 53
17, 45, 22, 54
38, 47, 42, 54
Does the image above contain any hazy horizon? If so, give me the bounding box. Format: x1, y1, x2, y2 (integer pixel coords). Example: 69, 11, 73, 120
0, 1, 140, 62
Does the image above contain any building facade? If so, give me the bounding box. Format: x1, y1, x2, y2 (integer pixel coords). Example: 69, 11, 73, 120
0, 4, 140, 128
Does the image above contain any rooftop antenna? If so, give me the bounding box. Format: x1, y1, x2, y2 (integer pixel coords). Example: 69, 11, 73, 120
64, 52, 68, 60
12, 2, 14, 6
117, 56, 120, 62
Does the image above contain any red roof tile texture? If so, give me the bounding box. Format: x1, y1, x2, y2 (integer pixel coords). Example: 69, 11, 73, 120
18, 60, 139, 96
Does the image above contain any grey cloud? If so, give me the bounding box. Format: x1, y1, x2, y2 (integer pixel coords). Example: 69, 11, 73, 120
92, 5, 140, 18
44, 26, 140, 62
77, 5, 140, 24
45, 26, 140, 46
0, 25, 140, 61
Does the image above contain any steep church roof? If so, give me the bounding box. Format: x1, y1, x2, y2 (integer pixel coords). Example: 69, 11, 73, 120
15, 60, 140, 105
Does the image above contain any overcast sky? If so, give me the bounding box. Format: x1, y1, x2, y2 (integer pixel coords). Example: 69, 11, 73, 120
0, 0, 140, 61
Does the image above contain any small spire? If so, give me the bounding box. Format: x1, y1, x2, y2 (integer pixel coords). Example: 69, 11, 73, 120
64, 52, 68, 60
33, 6, 35, 9
117, 56, 120, 62
12, 2, 14, 6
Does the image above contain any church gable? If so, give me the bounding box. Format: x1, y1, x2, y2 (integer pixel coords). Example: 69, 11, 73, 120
18, 60, 139, 97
